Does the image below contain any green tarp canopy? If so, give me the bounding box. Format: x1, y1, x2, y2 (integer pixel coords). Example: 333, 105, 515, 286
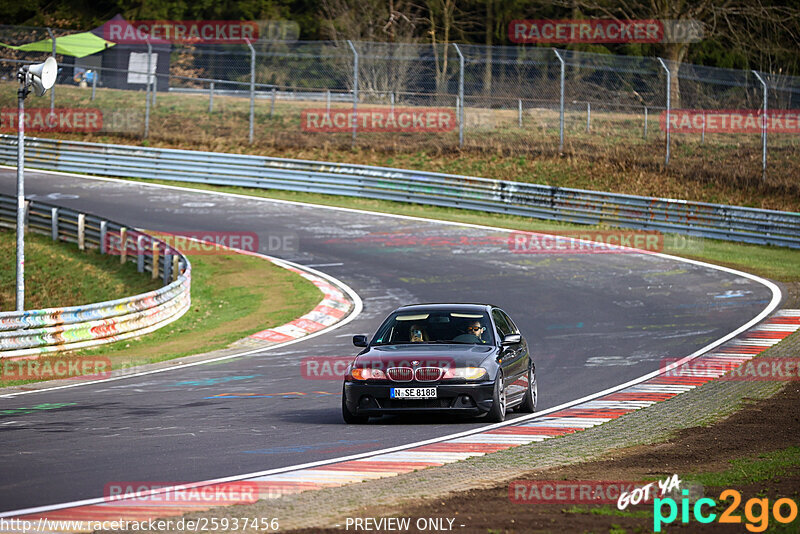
0, 32, 115, 58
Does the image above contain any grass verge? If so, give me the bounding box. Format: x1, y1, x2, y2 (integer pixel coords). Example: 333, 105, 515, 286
1, 242, 322, 387
0, 228, 161, 310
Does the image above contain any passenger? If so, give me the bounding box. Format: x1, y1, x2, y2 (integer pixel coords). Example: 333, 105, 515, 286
408, 323, 428, 343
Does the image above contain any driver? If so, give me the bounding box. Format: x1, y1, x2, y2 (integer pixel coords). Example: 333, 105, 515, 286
453, 320, 487, 343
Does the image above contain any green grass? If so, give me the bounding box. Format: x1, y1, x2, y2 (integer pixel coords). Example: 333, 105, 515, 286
0, 229, 162, 310
688, 446, 800, 487
1, 238, 323, 387
107, 177, 800, 283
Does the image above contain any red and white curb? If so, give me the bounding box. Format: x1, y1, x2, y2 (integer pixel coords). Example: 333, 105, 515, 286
4, 310, 797, 532
248, 261, 352, 344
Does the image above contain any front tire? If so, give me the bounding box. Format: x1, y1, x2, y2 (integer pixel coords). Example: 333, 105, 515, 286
518, 363, 537, 413
485, 372, 507, 423
342, 389, 368, 424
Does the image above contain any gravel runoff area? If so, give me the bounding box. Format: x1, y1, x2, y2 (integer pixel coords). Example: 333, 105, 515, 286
106, 298, 800, 534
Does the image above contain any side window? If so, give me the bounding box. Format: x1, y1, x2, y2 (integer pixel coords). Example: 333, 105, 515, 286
501, 311, 519, 334
492, 309, 513, 338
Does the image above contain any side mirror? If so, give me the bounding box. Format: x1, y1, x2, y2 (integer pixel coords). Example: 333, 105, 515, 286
352, 335, 368, 347
501, 333, 521, 346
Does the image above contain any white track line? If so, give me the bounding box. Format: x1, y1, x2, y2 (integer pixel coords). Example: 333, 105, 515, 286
0, 165, 783, 519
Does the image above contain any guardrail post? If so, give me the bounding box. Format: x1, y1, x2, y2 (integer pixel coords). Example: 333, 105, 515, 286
245, 39, 256, 143
152, 241, 160, 279
453, 44, 465, 148
77, 213, 85, 251
752, 70, 768, 181
553, 48, 565, 153
208, 81, 214, 112
347, 40, 358, 147
144, 39, 152, 139
657, 57, 671, 166
163, 252, 172, 284
172, 255, 180, 282
120, 227, 127, 264
100, 220, 107, 253
137, 234, 145, 272
51, 207, 58, 241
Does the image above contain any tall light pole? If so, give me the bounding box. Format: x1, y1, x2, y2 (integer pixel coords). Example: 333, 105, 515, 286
15, 57, 57, 311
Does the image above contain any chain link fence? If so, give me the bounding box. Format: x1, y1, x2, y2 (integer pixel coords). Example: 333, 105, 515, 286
1, 24, 799, 189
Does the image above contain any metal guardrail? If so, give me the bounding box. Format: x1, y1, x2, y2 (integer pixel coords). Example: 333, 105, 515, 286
1, 135, 799, 248
0, 193, 191, 357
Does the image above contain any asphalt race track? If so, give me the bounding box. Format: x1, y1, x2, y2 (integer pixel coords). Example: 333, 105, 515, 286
0, 168, 777, 513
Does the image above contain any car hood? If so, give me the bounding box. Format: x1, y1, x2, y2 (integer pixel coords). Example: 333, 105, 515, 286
355, 343, 496, 369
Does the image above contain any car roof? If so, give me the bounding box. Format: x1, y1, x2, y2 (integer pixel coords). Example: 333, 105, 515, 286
394, 303, 494, 313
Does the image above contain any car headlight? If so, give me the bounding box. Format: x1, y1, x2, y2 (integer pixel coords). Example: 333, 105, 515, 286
351, 368, 386, 380
443, 367, 488, 380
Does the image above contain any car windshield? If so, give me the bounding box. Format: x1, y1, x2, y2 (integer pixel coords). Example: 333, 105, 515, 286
372, 310, 495, 345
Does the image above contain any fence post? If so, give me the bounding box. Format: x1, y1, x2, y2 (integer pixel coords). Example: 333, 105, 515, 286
586, 102, 591, 132
553, 48, 565, 153
390, 92, 395, 114
47, 27, 55, 113
91, 70, 97, 100
752, 70, 768, 181
326, 89, 331, 115
644, 106, 648, 139
144, 39, 152, 139
657, 57, 671, 166
701, 110, 705, 144
518, 99, 523, 128
270, 87, 276, 117
453, 43, 464, 148
347, 40, 358, 146
246, 39, 255, 143
51, 207, 58, 241
209, 81, 214, 112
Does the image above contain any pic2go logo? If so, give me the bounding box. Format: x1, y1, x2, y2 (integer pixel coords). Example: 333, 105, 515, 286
654, 489, 798, 532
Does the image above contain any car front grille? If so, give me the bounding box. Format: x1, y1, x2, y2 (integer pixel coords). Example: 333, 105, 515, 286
387, 367, 413, 381
415, 367, 442, 381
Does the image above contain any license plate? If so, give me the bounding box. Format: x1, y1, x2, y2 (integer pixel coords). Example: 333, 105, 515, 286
390, 387, 437, 399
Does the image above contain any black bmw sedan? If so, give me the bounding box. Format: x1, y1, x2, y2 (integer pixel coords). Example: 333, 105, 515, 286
342, 303, 536, 423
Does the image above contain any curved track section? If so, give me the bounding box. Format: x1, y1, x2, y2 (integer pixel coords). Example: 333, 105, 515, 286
0, 168, 779, 513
